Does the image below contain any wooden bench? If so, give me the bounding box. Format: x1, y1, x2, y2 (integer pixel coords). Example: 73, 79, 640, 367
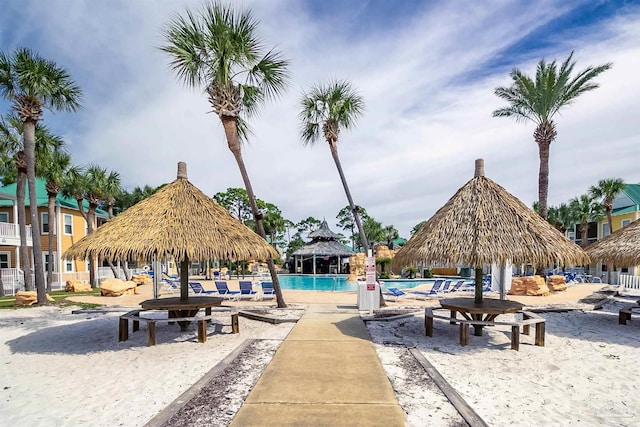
119, 309, 239, 346
619, 305, 640, 325
425, 307, 545, 351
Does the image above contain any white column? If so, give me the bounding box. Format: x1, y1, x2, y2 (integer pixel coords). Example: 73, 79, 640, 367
313, 255, 316, 275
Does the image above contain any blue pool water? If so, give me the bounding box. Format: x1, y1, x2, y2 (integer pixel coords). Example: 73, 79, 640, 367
274, 275, 449, 291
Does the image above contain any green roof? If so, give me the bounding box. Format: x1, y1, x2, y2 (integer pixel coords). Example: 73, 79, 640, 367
623, 184, 640, 205
612, 205, 637, 215
0, 178, 108, 217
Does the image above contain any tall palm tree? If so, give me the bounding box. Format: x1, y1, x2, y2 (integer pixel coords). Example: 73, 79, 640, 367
299, 80, 368, 253
37, 146, 70, 291
589, 178, 625, 282
162, 1, 289, 308
383, 225, 399, 249
569, 194, 604, 248
493, 52, 611, 220
0, 48, 81, 304
0, 115, 64, 291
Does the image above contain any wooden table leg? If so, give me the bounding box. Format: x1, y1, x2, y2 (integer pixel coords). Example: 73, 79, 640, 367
147, 321, 156, 346
168, 310, 176, 326
119, 317, 128, 342
205, 307, 212, 323
535, 322, 545, 346
511, 325, 520, 350
197, 320, 207, 343
460, 322, 469, 346
472, 314, 483, 336
231, 313, 239, 334
449, 310, 457, 325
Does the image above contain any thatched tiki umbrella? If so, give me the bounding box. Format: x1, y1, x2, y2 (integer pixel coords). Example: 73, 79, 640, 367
64, 162, 278, 302
393, 159, 589, 303
587, 218, 640, 268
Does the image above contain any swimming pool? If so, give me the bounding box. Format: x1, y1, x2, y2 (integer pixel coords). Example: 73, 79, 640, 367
274, 275, 451, 291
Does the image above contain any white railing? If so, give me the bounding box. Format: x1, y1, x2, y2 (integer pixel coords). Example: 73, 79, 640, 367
1, 269, 65, 295
0, 223, 32, 244
620, 274, 640, 290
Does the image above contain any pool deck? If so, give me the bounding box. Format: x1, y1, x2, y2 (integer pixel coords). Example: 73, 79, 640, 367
67, 277, 607, 309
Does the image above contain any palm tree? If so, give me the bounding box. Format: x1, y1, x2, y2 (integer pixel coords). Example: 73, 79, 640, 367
0, 114, 64, 291
589, 178, 625, 282
299, 80, 368, 253
162, 1, 289, 308
569, 194, 604, 248
383, 225, 399, 249
0, 48, 82, 304
37, 146, 70, 291
493, 52, 611, 220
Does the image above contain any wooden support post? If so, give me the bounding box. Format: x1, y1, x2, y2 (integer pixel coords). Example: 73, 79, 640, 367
425, 317, 433, 337
511, 325, 520, 351
459, 323, 469, 346
449, 310, 457, 325
619, 309, 630, 325
522, 312, 531, 335
133, 319, 139, 333
197, 320, 207, 343
205, 307, 212, 324
147, 321, 156, 346
119, 318, 128, 342
535, 322, 545, 347
231, 313, 239, 334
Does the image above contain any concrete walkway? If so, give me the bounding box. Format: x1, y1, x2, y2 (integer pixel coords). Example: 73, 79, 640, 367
230, 304, 406, 426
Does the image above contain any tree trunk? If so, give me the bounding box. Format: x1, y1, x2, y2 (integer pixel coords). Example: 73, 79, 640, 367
606, 207, 614, 283
108, 260, 120, 279
475, 267, 484, 304
16, 172, 32, 291
24, 120, 46, 304
123, 261, 132, 281
87, 208, 97, 288
534, 121, 556, 220
47, 193, 56, 292
221, 116, 286, 308
581, 223, 588, 248
328, 140, 369, 252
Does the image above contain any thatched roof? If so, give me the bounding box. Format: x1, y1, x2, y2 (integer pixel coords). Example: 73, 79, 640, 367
292, 240, 354, 257
64, 162, 278, 262
393, 159, 589, 270
308, 220, 341, 240
586, 218, 640, 266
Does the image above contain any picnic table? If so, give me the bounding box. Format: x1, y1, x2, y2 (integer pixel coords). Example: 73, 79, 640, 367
140, 296, 224, 331
440, 297, 524, 336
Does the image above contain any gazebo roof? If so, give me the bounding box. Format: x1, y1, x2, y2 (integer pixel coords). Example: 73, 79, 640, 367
308, 220, 341, 240
292, 240, 354, 257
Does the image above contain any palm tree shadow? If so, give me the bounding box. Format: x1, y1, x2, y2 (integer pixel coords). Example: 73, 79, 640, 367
6, 315, 224, 355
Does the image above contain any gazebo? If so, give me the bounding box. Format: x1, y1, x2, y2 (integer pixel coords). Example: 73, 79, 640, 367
292, 220, 353, 274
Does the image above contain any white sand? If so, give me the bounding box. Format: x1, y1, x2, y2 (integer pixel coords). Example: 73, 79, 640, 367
0, 306, 296, 427
366, 294, 640, 427
3, 285, 640, 427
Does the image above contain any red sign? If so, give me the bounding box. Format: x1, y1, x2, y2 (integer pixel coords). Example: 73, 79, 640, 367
365, 256, 376, 290
367, 283, 375, 291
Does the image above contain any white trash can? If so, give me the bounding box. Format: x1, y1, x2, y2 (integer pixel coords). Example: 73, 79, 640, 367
357, 282, 380, 311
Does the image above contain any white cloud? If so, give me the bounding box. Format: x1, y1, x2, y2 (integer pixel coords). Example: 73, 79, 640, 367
1, 0, 639, 240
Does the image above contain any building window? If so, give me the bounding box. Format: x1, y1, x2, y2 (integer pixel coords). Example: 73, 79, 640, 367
602, 223, 610, 238
0, 252, 9, 268
0, 212, 8, 223
43, 253, 55, 273
41, 213, 49, 234
65, 259, 73, 272
64, 214, 73, 235
622, 219, 631, 228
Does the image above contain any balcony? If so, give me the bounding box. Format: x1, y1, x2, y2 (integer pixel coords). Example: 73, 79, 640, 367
0, 223, 33, 246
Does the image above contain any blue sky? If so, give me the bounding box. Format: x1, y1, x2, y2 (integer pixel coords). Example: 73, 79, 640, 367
1, 0, 639, 239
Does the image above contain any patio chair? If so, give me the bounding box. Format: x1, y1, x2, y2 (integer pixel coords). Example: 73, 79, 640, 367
238, 281, 258, 300
214, 281, 240, 300
260, 281, 276, 300
189, 282, 217, 295
441, 280, 453, 293
448, 280, 466, 293
161, 278, 180, 294
382, 287, 413, 301
410, 279, 445, 298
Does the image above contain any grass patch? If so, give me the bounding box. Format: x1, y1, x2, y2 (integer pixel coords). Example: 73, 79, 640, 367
0, 288, 103, 310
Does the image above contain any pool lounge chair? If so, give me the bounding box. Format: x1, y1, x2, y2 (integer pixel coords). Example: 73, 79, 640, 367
161, 278, 180, 294
408, 279, 445, 299
238, 281, 258, 300
260, 281, 276, 300
189, 282, 217, 295
382, 287, 413, 301
441, 280, 452, 293
215, 281, 240, 300
448, 280, 467, 293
